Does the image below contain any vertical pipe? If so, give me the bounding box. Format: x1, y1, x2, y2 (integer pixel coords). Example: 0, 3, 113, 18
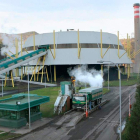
129, 36, 131, 58
127, 64, 129, 81
127, 34, 129, 57
46, 67, 49, 81
2, 80, 3, 97
118, 65, 120, 79
54, 65, 56, 82
53, 30, 55, 59
16, 38, 19, 76
33, 32, 35, 51
45, 74, 46, 88
11, 71, 14, 87
21, 67, 23, 80
101, 65, 103, 78
118, 31, 120, 58
28, 71, 31, 129
119, 66, 122, 140
108, 65, 109, 90
21, 34, 23, 56
78, 29, 80, 58
129, 94, 131, 117
100, 29, 102, 58
50, 65, 52, 83
4, 72, 7, 87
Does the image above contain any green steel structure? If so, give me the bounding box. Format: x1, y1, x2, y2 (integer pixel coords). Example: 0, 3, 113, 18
72, 87, 102, 110
0, 93, 50, 128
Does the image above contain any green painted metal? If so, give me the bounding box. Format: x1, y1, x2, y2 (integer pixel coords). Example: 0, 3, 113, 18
0, 93, 49, 128
0, 117, 27, 128
60, 81, 71, 95
72, 87, 103, 106
38, 45, 49, 50
0, 93, 50, 111
0, 52, 20, 64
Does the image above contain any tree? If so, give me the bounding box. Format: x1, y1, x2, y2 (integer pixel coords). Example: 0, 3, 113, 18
122, 84, 140, 140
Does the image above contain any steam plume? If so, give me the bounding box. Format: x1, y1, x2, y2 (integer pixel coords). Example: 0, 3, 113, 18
67, 65, 103, 87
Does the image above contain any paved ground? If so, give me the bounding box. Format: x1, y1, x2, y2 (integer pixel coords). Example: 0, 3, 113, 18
18, 85, 136, 140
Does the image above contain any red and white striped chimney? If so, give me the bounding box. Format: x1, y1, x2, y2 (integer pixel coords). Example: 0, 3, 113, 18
133, 3, 140, 73
134, 4, 140, 18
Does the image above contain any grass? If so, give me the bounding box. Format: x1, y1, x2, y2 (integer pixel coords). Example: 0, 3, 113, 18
103, 88, 110, 94
104, 77, 139, 87
28, 87, 60, 118
0, 132, 21, 140
0, 77, 137, 119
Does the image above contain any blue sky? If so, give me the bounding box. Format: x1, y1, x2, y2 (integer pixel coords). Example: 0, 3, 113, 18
0, 0, 138, 38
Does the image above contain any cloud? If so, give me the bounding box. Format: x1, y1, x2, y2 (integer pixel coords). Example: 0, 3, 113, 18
0, 7, 134, 38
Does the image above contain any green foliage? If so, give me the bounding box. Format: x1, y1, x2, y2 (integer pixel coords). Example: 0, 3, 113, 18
122, 84, 140, 140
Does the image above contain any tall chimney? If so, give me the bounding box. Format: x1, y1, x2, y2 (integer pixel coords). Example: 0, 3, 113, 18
133, 3, 140, 73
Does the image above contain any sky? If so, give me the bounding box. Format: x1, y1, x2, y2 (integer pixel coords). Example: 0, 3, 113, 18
0, 0, 138, 38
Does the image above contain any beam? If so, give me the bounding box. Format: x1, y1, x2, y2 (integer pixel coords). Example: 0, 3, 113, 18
41, 55, 46, 83
4, 72, 7, 87
49, 47, 55, 59
11, 71, 14, 87
30, 58, 40, 81
4, 53, 14, 60
101, 65, 103, 77
46, 66, 49, 81
102, 45, 110, 58
54, 65, 56, 82
24, 48, 29, 54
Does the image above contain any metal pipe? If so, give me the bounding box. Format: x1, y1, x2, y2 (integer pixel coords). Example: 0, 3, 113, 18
21, 67, 23, 80
4, 72, 7, 87
4, 53, 14, 60
118, 65, 120, 79
127, 34, 129, 57
119, 66, 122, 140
28, 71, 31, 129
108, 65, 109, 90
101, 65, 103, 77
46, 67, 49, 81
54, 65, 56, 82
49, 47, 55, 59
102, 45, 110, 58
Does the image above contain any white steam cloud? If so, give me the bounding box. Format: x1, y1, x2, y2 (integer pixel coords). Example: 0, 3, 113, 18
1, 34, 23, 56
68, 65, 103, 88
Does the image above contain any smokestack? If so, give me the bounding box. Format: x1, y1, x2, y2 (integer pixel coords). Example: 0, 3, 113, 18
133, 3, 140, 73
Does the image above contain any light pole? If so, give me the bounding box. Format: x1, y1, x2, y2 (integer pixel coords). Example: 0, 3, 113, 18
108, 65, 110, 90
97, 60, 122, 140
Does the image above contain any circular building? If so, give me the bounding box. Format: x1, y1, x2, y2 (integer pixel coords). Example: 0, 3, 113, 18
24, 31, 131, 65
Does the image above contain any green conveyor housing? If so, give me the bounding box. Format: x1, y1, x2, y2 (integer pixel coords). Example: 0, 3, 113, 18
0, 48, 47, 75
